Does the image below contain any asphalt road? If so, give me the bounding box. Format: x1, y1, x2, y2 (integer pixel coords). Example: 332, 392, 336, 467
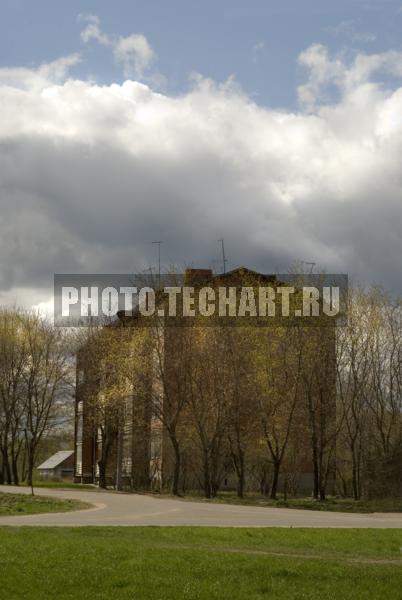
1, 485, 402, 527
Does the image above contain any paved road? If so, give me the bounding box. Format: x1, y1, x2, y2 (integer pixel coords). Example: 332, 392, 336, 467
1, 485, 402, 527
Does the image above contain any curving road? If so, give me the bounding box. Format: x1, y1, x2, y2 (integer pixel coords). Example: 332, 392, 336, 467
1, 485, 402, 527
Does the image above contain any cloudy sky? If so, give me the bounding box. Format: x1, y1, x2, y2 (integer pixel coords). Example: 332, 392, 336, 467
1, 0, 402, 309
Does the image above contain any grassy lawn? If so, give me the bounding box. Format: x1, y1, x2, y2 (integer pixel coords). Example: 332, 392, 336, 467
0, 527, 402, 599
0, 492, 91, 516
176, 492, 402, 513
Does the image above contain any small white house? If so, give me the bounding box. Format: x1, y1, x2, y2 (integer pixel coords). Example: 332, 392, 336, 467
37, 450, 75, 480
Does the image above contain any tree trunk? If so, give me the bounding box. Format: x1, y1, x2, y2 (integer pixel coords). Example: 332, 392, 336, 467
203, 453, 212, 498
310, 429, 320, 499
171, 437, 181, 496
270, 460, 281, 500
237, 459, 245, 499
1, 449, 12, 485
351, 442, 361, 500
98, 432, 112, 489
98, 458, 107, 489
26, 446, 35, 495
232, 447, 245, 498
115, 420, 123, 491
11, 458, 19, 485
260, 465, 269, 495
11, 439, 21, 485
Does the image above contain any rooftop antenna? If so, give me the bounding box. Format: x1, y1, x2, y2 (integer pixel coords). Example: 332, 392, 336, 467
218, 238, 228, 274
152, 241, 162, 289
304, 261, 316, 274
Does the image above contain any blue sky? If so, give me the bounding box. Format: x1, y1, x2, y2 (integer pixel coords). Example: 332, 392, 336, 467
2, 0, 402, 108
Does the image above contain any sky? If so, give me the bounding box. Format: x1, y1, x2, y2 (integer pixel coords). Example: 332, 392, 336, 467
1, 0, 402, 310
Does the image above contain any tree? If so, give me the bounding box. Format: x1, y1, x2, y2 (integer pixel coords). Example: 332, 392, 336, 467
301, 325, 338, 500
188, 327, 231, 498
251, 326, 303, 499
336, 289, 372, 499
22, 314, 71, 490
223, 327, 258, 498
0, 309, 28, 485
76, 320, 150, 489
150, 323, 194, 495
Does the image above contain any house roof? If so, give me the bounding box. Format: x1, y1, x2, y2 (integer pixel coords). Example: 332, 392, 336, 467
37, 450, 74, 470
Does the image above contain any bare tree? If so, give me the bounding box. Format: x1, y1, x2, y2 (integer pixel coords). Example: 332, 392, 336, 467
336, 289, 372, 499
223, 327, 259, 498
22, 314, 71, 491
150, 323, 194, 495
251, 327, 303, 499
188, 327, 231, 498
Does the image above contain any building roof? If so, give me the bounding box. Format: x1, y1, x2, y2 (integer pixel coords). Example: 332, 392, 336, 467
115, 267, 278, 324
37, 450, 74, 470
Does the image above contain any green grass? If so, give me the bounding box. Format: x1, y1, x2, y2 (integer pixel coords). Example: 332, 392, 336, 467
0, 527, 402, 599
0, 492, 91, 516
175, 491, 402, 513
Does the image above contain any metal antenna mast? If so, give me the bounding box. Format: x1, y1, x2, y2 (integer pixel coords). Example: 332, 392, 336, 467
152, 241, 162, 288
305, 261, 316, 274
218, 238, 228, 274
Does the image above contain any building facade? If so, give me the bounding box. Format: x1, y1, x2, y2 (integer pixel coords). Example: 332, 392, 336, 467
74, 267, 336, 496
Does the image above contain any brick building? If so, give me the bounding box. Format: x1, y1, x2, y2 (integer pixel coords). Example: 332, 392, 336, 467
74, 267, 336, 496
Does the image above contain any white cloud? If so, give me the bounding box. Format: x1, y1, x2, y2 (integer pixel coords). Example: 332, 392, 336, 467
298, 44, 402, 110
79, 14, 156, 79
79, 14, 110, 46
114, 34, 155, 78
32, 297, 54, 320
0, 53, 81, 91
1, 44, 402, 307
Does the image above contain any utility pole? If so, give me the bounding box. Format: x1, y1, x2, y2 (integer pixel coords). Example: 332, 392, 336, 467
152, 241, 162, 289
218, 238, 228, 274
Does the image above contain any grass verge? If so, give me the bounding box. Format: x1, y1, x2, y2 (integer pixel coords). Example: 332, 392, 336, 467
175, 492, 402, 513
0, 527, 402, 599
0, 492, 91, 516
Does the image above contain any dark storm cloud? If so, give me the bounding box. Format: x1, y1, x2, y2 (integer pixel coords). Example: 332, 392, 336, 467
1, 45, 402, 309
